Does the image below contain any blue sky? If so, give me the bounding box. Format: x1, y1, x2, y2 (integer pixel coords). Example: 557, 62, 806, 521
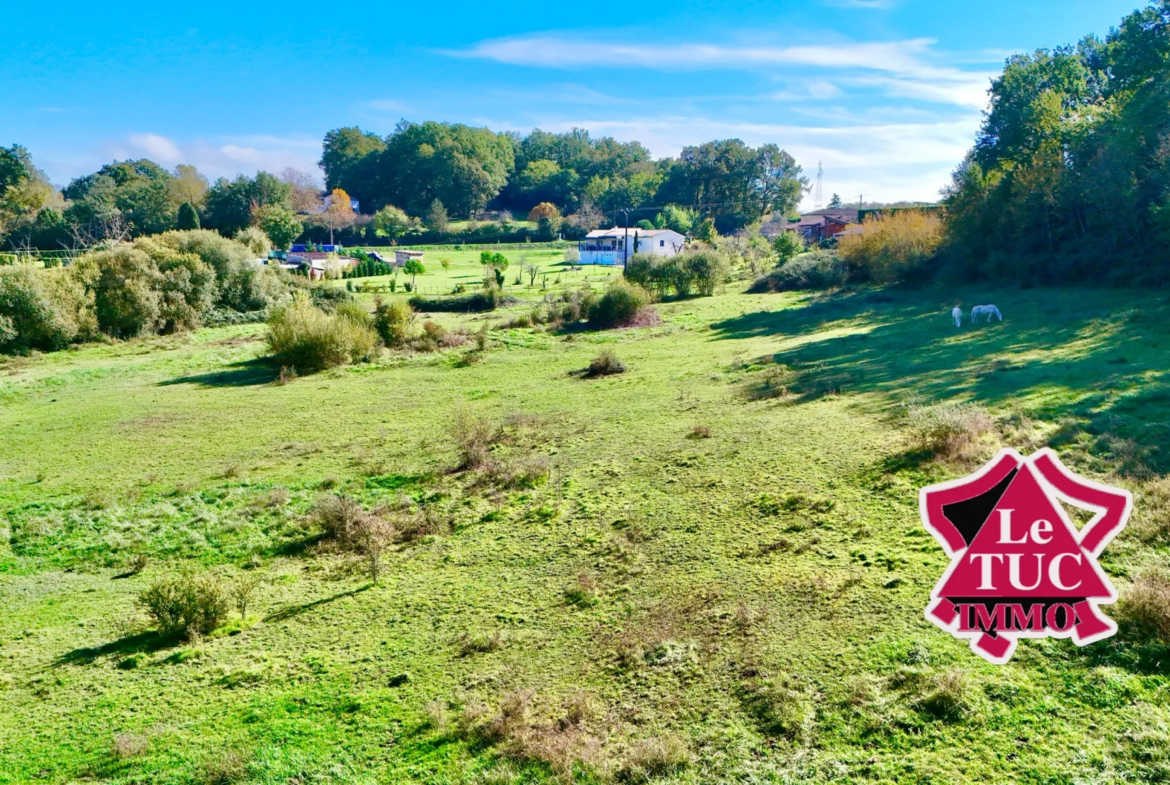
1, 0, 1143, 207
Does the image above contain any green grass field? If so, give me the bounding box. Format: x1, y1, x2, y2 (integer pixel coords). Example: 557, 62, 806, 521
2, 281, 1170, 784
343, 248, 621, 299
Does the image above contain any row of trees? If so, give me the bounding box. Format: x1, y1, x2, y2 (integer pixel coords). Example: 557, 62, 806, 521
0, 150, 347, 252
941, 0, 1170, 285
320, 123, 809, 236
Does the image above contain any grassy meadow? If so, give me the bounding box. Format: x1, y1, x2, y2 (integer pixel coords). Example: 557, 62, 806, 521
344, 248, 621, 298
2, 277, 1170, 784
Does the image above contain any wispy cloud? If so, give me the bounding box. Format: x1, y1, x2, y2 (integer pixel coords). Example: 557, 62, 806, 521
449, 33, 994, 110
107, 133, 322, 181
451, 36, 941, 74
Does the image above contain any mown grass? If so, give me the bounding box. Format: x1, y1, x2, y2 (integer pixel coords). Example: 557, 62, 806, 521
1, 284, 1169, 783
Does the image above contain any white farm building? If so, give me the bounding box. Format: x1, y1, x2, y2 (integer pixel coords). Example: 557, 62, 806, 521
578, 228, 687, 266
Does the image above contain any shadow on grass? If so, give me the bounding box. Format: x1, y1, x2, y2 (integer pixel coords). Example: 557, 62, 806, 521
264, 584, 372, 623
713, 287, 1170, 473
1074, 624, 1170, 675
158, 357, 281, 388
55, 630, 181, 667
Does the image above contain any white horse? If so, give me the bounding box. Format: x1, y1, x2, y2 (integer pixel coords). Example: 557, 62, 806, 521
951, 306, 963, 327
971, 304, 1002, 324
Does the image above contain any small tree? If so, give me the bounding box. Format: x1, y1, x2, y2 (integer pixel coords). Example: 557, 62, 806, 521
176, 202, 200, 230
528, 202, 561, 222
439, 257, 451, 277
772, 231, 805, 265
325, 187, 356, 245
231, 572, 264, 619
403, 258, 425, 290
525, 263, 539, 287
828, 193, 843, 209
373, 205, 414, 245
254, 204, 303, 251
426, 199, 450, 233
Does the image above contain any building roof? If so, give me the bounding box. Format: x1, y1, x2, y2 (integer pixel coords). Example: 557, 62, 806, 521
584, 228, 681, 238
795, 208, 860, 222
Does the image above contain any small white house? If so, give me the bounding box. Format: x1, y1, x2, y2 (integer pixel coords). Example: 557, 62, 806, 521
578, 228, 687, 266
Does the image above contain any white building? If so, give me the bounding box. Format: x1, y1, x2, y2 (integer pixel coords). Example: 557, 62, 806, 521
578, 228, 687, 266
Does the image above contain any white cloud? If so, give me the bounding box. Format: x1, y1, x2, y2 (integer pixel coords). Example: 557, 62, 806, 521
127, 133, 183, 164
108, 133, 322, 182
453, 36, 941, 74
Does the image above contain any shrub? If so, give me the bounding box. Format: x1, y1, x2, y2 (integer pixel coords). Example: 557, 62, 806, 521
772, 231, 806, 264
138, 570, 229, 637
585, 350, 626, 377
373, 296, 414, 346
683, 250, 728, 296
618, 735, 691, 782
741, 673, 811, 739
313, 494, 367, 546
451, 406, 495, 469
233, 226, 273, 257
624, 252, 726, 299
915, 669, 973, 720
838, 210, 942, 283
588, 280, 650, 329
906, 400, 993, 457
1120, 570, 1170, 641
750, 251, 852, 292
266, 292, 379, 372
410, 283, 502, 313
0, 265, 96, 353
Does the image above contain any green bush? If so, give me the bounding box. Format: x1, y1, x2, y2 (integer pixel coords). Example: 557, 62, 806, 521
410, 283, 502, 313
683, 250, 728, 296
373, 297, 415, 346
0, 265, 96, 353
588, 280, 650, 329
749, 251, 852, 292
72, 245, 165, 338
266, 292, 380, 372
138, 570, 229, 637
233, 226, 273, 257
623, 251, 726, 299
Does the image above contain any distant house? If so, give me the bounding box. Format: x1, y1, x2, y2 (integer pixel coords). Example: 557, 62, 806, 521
394, 249, 425, 267
785, 208, 860, 244
578, 228, 687, 266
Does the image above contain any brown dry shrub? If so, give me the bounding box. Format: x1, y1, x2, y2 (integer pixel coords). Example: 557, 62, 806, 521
112, 733, 149, 760
1121, 570, 1170, 641
451, 406, 496, 469
618, 734, 691, 782
906, 400, 993, 457
585, 350, 626, 377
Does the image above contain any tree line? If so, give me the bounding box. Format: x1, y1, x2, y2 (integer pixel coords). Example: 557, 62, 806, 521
941, 0, 1170, 286
1, 125, 808, 252
321, 122, 807, 237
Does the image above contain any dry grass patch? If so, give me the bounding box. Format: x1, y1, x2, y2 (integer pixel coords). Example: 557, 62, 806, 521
905, 399, 993, 458
1120, 570, 1170, 642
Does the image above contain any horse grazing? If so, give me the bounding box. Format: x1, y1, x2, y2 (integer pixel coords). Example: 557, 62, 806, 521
952, 306, 963, 327
971, 304, 1003, 324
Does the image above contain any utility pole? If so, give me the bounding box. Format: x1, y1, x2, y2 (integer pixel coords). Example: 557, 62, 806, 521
814, 161, 823, 211
622, 208, 630, 269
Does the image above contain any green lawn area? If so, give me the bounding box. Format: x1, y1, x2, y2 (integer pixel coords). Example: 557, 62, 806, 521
1, 283, 1169, 784
343, 248, 621, 299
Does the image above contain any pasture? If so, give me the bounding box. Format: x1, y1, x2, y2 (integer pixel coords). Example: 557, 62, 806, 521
1, 282, 1169, 784
344, 248, 622, 298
